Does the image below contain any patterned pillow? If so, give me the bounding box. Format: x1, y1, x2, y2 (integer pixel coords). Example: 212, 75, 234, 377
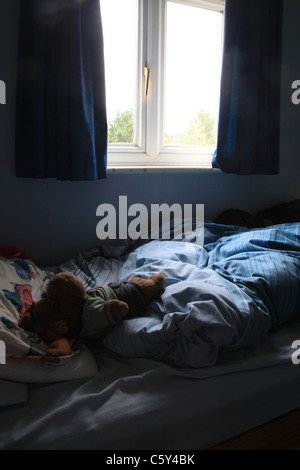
0, 256, 98, 383
0, 256, 53, 357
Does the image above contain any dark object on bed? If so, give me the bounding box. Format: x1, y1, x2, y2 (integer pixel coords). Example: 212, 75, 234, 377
255, 198, 300, 227
215, 199, 300, 228
214, 208, 256, 228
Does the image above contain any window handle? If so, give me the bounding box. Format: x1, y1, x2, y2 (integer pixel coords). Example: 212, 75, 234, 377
144, 63, 150, 96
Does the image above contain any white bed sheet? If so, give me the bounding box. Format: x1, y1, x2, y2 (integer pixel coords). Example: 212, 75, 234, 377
0, 318, 299, 450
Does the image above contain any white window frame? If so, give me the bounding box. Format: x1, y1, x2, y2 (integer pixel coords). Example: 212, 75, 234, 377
107, 0, 225, 171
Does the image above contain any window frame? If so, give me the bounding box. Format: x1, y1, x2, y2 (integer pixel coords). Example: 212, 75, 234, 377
106, 0, 225, 171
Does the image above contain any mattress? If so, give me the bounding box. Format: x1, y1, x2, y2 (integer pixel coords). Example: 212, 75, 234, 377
0, 318, 299, 449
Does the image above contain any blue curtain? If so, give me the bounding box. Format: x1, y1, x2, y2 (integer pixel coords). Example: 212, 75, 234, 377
212, 0, 283, 175
15, 0, 107, 181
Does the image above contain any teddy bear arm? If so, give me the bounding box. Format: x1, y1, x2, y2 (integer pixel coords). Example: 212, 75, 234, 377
35, 326, 72, 357
46, 338, 71, 357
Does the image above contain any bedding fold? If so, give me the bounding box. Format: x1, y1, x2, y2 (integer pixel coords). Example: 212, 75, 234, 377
61, 223, 300, 368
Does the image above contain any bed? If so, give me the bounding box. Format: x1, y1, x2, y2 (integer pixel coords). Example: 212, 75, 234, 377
0, 221, 300, 450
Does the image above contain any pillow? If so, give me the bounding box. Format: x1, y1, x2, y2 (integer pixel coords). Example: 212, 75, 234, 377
0, 348, 99, 384
0, 256, 99, 383
0, 379, 28, 406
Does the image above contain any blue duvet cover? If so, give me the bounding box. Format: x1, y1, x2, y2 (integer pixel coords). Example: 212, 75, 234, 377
61, 223, 300, 368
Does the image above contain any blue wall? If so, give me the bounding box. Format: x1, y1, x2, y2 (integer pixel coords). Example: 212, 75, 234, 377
1, 0, 300, 266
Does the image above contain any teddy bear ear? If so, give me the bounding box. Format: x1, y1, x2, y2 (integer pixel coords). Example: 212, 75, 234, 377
25, 301, 36, 313
18, 302, 37, 330
19, 311, 33, 330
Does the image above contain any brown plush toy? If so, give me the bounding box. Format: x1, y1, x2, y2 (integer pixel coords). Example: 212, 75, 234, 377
19, 271, 166, 356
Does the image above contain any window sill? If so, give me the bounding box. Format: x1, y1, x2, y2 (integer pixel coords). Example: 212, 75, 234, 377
107, 164, 221, 174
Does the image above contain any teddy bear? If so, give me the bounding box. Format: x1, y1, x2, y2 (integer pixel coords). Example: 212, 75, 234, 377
19, 271, 166, 356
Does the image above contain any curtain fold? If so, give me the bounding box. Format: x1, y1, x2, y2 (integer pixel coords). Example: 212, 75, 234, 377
15, 0, 107, 181
212, 0, 283, 175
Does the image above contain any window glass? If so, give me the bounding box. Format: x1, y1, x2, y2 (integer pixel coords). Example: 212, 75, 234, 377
164, 1, 223, 148
101, 0, 138, 144
101, 0, 225, 168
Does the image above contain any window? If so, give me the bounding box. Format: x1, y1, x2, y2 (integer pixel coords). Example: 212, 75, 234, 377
101, 0, 224, 170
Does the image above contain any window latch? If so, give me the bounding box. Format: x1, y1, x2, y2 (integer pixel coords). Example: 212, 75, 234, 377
144, 63, 150, 96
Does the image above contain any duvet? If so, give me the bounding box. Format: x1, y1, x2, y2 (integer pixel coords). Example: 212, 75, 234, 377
60, 222, 300, 368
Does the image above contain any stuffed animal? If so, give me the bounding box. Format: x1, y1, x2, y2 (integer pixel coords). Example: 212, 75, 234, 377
19, 271, 166, 356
